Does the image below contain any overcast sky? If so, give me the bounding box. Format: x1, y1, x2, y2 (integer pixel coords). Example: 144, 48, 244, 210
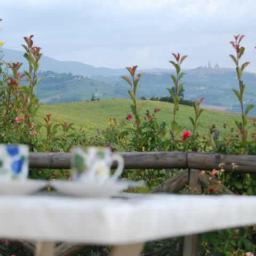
1, 0, 256, 70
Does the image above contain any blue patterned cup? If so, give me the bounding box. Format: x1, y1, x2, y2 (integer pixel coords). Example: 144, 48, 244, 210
0, 144, 29, 180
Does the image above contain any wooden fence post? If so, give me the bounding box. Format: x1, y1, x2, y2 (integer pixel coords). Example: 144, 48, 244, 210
183, 169, 202, 256
35, 241, 55, 256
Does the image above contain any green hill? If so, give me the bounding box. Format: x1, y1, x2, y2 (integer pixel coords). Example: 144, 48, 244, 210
38, 99, 239, 134
4, 48, 256, 115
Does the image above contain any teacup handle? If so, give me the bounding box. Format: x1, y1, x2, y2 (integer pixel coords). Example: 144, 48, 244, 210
111, 154, 124, 179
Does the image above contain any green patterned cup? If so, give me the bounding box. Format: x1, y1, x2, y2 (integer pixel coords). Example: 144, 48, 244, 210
71, 147, 124, 181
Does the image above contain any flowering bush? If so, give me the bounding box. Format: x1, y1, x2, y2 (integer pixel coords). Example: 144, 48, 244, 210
0, 35, 41, 147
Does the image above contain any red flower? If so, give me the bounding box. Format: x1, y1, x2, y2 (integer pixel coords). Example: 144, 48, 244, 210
15, 116, 24, 124
182, 130, 191, 141
31, 46, 41, 57
198, 97, 204, 105
126, 66, 138, 76
126, 114, 133, 121
7, 78, 18, 87
208, 188, 216, 194
154, 108, 160, 113
230, 34, 245, 53
172, 53, 181, 62
24, 35, 34, 48
8, 62, 22, 71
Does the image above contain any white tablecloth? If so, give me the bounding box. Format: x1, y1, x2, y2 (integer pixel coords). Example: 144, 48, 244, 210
0, 194, 256, 244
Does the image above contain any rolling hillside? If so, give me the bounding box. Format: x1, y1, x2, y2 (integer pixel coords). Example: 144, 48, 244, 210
2, 48, 125, 77
38, 99, 239, 134
3, 48, 256, 114
35, 69, 256, 115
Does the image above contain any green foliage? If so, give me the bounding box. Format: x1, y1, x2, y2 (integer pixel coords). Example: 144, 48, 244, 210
230, 35, 254, 148
0, 36, 41, 148
168, 53, 187, 142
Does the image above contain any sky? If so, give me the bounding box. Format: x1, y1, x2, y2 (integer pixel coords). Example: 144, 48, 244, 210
1, 0, 256, 70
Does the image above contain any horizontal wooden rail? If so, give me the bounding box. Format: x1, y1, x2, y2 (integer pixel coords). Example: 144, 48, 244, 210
29, 151, 256, 172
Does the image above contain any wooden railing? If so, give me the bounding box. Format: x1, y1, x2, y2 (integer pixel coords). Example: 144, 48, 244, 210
27, 151, 256, 256
30, 151, 256, 172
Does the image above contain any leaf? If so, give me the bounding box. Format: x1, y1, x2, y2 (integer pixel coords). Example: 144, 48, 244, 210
239, 81, 245, 94
236, 67, 242, 79
169, 61, 180, 74
170, 74, 177, 85
131, 105, 136, 115
178, 72, 185, 80
171, 120, 179, 131
189, 116, 195, 126
180, 55, 188, 64
121, 75, 132, 86
245, 103, 254, 115
238, 46, 245, 58
198, 109, 204, 117
232, 89, 241, 101
128, 90, 134, 99
167, 88, 175, 99
235, 120, 242, 131
241, 61, 250, 72
229, 54, 237, 65
169, 60, 176, 67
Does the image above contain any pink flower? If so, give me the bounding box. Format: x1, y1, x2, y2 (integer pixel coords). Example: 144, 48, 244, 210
210, 169, 218, 177
126, 114, 133, 121
15, 116, 23, 124
182, 130, 191, 141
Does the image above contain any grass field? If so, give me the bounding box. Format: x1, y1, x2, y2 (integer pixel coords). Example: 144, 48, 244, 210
37, 99, 240, 135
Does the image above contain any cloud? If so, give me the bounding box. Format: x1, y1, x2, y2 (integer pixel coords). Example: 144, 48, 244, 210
1, 0, 256, 70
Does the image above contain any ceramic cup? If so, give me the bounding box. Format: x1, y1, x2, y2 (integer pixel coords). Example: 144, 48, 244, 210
0, 144, 29, 180
71, 147, 124, 182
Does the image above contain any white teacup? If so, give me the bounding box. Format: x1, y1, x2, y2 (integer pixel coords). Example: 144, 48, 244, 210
0, 144, 29, 181
71, 147, 124, 182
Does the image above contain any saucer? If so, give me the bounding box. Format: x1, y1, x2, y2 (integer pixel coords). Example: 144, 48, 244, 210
50, 179, 144, 198
0, 179, 48, 195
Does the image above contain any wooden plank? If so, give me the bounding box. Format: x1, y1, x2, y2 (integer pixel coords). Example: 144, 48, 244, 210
153, 170, 188, 193
29, 151, 256, 172
183, 169, 201, 256
187, 152, 256, 173
29, 152, 186, 169
183, 235, 198, 256
55, 243, 86, 256
19, 241, 35, 254
198, 171, 233, 194
35, 241, 55, 256
110, 243, 144, 256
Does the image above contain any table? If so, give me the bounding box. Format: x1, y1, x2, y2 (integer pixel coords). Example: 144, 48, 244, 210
0, 194, 256, 256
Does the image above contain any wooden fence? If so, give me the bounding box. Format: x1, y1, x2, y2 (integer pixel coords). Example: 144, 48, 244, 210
30, 151, 256, 172
27, 151, 256, 256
